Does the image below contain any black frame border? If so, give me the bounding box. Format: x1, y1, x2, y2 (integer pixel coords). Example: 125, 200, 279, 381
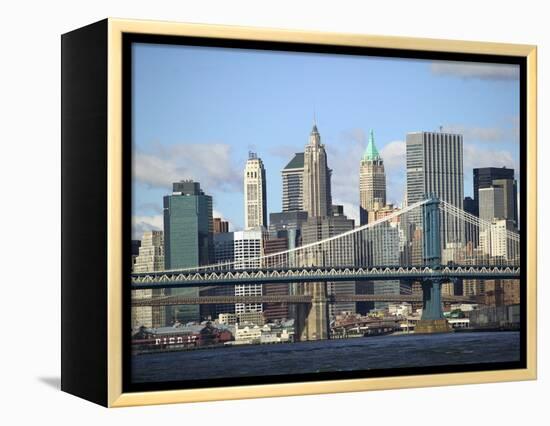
122, 33, 528, 394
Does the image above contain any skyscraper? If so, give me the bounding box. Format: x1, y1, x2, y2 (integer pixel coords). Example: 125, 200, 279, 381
359, 129, 386, 225
244, 152, 267, 229
464, 196, 476, 216
268, 211, 308, 245
213, 217, 229, 233
369, 223, 401, 310
303, 124, 332, 218
479, 185, 505, 222
301, 210, 356, 317
131, 239, 141, 271
133, 230, 165, 273
405, 131, 464, 265
282, 153, 305, 212
163, 180, 213, 323
406, 131, 464, 209
234, 227, 264, 316
132, 230, 167, 329
492, 177, 518, 227
479, 219, 516, 259
473, 167, 516, 221
202, 231, 237, 318
268, 210, 308, 326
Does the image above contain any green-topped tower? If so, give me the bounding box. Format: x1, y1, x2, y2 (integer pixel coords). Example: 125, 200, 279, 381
359, 129, 387, 225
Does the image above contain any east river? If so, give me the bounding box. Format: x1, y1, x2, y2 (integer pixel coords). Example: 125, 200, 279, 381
131, 331, 520, 383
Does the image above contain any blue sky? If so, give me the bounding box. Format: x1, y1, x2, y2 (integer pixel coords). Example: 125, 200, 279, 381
132, 42, 520, 239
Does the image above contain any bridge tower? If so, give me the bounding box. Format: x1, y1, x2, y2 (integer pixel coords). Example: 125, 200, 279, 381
295, 282, 329, 341
415, 196, 452, 334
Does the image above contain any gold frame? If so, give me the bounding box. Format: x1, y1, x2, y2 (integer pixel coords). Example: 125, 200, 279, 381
106, 18, 537, 407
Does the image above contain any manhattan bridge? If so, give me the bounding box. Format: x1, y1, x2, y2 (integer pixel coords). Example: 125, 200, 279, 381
131, 197, 521, 340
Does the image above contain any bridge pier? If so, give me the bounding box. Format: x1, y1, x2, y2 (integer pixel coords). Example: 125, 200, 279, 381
415, 279, 452, 334
416, 197, 452, 334
295, 282, 329, 341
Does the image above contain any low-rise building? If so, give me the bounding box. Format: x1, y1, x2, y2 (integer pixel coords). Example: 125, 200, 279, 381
233, 322, 295, 345
218, 313, 237, 325
388, 302, 412, 317
234, 324, 262, 344
132, 322, 233, 352
447, 318, 470, 329
468, 304, 520, 329
260, 328, 293, 344
237, 311, 265, 326
450, 303, 478, 312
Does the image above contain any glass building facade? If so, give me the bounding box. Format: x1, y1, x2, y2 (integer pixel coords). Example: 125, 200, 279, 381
163, 180, 213, 323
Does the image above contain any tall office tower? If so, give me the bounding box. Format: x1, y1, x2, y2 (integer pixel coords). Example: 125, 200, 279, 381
234, 227, 264, 316
473, 167, 517, 223
269, 211, 308, 239
359, 130, 387, 225
406, 131, 464, 208
131, 239, 141, 271
464, 196, 476, 216
369, 223, 402, 311
213, 217, 229, 234
262, 236, 290, 321
202, 232, 237, 318
132, 230, 166, 329
213, 232, 235, 264
479, 185, 505, 222
268, 210, 308, 324
492, 178, 518, 227
164, 180, 213, 323
479, 219, 516, 259
406, 131, 464, 253
303, 124, 332, 218
301, 211, 356, 317
134, 230, 165, 273
282, 153, 305, 212
244, 152, 267, 229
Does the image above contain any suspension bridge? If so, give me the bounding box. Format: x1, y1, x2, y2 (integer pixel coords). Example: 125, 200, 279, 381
131, 197, 520, 340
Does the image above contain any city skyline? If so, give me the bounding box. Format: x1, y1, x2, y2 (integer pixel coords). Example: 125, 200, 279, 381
132, 43, 520, 238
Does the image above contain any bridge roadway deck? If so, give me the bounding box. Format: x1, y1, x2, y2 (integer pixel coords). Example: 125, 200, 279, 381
131, 265, 520, 290
131, 294, 479, 307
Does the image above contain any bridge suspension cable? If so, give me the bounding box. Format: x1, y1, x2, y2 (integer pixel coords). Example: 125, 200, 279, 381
132, 197, 520, 278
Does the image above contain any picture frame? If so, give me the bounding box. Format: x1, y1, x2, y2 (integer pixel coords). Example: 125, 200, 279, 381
61, 18, 537, 407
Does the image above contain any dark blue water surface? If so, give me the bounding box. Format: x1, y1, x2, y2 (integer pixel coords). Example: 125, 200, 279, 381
131, 331, 520, 383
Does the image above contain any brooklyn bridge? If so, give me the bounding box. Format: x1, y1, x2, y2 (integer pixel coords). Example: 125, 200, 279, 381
131, 197, 520, 339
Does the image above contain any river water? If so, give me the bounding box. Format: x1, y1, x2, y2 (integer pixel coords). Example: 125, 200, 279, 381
131, 331, 520, 383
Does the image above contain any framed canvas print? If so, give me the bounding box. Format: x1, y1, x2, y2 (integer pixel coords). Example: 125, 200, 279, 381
61, 18, 537, 407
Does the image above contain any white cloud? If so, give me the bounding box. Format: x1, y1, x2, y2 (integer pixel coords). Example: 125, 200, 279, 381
326, 142, 361, 207
134, 143, 242, 193
212, 209, 241, 232
380, 140, 406, 169
442, 125, 505, 143
268, 144, 301, 160
340, 128, 367, 145
132, 215, 163, 240
462, 143, 518, 200
463, 143, 517, 172
431, 62, 519, 80
380, 141, 406, 205
137, 202, 163, 214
